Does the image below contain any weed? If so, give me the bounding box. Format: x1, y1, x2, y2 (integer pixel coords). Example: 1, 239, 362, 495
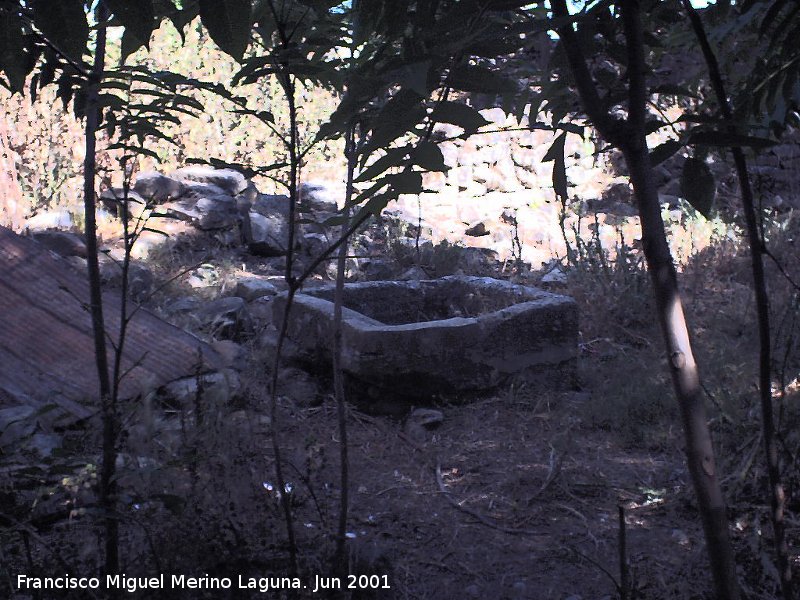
390, 239, 469, 277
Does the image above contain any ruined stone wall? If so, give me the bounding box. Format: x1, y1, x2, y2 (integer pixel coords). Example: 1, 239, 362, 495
390, 107, 611, 267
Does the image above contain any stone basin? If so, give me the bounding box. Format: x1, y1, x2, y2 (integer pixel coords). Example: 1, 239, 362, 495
273, 276, 577, 404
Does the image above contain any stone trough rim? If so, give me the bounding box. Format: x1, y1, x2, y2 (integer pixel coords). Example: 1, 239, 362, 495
272, 275, 578, 400
277, 275, 575, 333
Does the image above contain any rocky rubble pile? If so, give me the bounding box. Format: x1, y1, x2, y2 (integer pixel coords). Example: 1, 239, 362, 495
100, 165, 340, 259
388, 107, 624, 267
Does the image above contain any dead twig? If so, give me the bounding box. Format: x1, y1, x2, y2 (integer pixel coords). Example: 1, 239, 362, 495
530, 447, 562, 500
435, 461, 544, 536
613, 322, 653, 348
555, 502, 600, 547
566, 544, 622, 596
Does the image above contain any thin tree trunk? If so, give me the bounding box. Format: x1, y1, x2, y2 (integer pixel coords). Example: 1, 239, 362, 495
551, 1, 740, 597
682, 3, 792, 597
264, 4, 304, 572
84, 11, 110, 428
332, 127, 357, 577
624, 143, 739, 600
268, 285, 299, 576
82, 1, 117, 580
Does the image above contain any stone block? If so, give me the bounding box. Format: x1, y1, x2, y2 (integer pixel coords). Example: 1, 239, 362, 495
273, 276, 577, 405
233, 276, 279, 301
172, 166, 248, 195
134, 172, 185, 202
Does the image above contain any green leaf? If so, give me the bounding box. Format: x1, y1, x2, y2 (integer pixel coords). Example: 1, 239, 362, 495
186, 157, 263, 179
28, 73, 39, 100
649, 140, 682, 166
446, 64, 519, 95
231, 108, 274, 124
688, 130, 777, 149
542, 132, 568, 200
0, 11, 30, 93
107, 0, 156, 54
680, 158, 715, 218
354, 190, 397, 219
232, 55, 273, 85
32, 0, 89, 64
430, 101, 490, 135
348, 180, 389, 208
56, 73, 76, 110
384, 171, 423, 195
107, 143, 161, 160
316, 214, 349, 227
97, 93, 126, 111
393, 60, 432, 97
169, 93, 205, 112
120, 31, 146, 63
158, 0, 199, 42
645, 119, 667, 135
39, 49, 58, 87
413, 141, 448, 172
542, 132, 564, 162
364, 89, 426, 155
198, 0, 252, 62
354, 147, 408, 183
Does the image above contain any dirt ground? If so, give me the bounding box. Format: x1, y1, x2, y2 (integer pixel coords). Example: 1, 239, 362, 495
5, 345, 784, 600
253, 383, 715, 600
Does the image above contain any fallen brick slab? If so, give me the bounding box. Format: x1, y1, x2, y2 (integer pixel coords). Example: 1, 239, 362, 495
0, 226, 221, 423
